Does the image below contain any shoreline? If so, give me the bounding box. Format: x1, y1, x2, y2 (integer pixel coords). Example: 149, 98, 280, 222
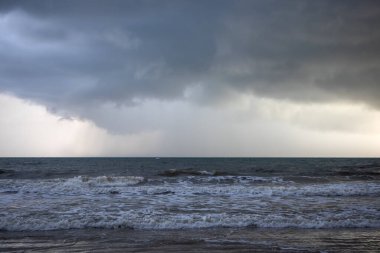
1, 227, 379, 252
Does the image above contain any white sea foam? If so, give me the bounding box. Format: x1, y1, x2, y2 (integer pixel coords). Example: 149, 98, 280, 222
1, 176, 380, 231
184, 175, 286, 185
1, 207, 380, 231
0, 176, 145, 195
1, 176, 380, 197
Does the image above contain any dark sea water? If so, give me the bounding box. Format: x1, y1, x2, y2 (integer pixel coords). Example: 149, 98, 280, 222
1, 158, 380, 252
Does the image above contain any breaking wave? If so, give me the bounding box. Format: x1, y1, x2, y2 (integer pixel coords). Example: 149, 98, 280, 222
1, 175, 380, 231
157, 168, 237, 177
2, 208, 380, 231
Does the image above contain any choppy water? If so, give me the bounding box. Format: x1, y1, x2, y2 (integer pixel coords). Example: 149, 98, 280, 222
1, 158, 380, 252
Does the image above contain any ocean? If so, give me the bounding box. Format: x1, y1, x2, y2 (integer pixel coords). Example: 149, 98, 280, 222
1, 158, 380, 252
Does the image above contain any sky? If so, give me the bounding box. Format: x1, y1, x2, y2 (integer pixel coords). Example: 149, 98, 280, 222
0, 0, 380, 157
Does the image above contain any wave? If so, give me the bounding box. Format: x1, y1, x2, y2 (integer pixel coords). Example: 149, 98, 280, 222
335, 170, 380, 177
180, 175, 285, 185
1, 176, 380, 231
158, 168, 233, 177
77, 175, 146, 186
334, 163, 380, 178
0, 176, 145, 195
1, 209, 380, 231
0, 169, 14, 175
1, 176, 380, 197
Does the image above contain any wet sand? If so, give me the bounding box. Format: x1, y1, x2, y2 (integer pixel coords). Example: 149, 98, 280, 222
1, 228, 380, 252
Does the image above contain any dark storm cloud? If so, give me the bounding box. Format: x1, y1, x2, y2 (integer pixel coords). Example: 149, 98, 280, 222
214, 0, 380, 107
1, 0, 380, 119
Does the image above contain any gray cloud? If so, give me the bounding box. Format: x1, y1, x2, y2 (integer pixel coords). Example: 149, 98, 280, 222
1, 0, 380, 132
